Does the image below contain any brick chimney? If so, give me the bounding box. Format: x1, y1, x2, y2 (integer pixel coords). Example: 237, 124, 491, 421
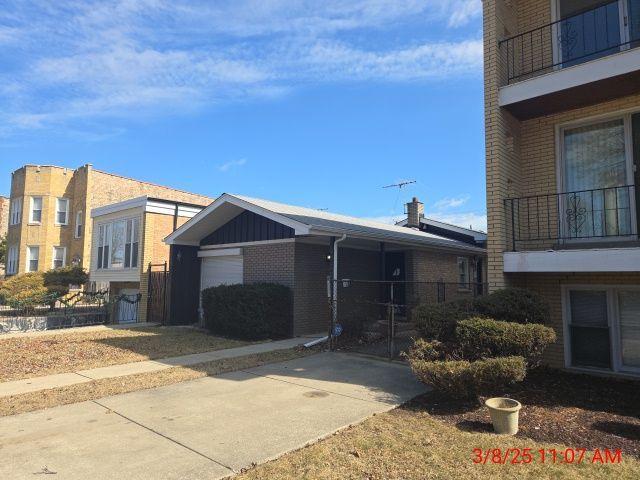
406, 197, 424, 228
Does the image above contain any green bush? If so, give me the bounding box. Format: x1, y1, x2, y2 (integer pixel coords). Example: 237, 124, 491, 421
406, 338, 446, 362
473, 288, 550, 324
0, 272, 50, 306
456, 317, 556, 366
201, 283, 292, 340
409, 356, 526, 399
413, 299, 476, 342
43, 266, 88, 290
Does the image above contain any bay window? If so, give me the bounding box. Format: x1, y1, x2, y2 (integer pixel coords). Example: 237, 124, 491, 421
97, 218, 140, 270
9, 198, 22, 225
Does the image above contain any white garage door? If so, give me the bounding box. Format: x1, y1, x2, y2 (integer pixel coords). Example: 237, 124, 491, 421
200, 255, 244, 291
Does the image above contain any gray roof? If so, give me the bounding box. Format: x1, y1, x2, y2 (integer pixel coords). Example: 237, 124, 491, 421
166, 193, 486, 253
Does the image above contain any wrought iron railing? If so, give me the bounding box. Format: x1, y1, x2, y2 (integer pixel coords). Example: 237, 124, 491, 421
504, 185, 637, 251
499, 0, 640, 85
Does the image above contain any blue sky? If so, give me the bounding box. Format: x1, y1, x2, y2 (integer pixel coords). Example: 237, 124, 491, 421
0, 0, 486, 230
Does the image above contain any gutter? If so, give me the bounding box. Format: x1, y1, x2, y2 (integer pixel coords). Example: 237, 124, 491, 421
329, 234, 348, 350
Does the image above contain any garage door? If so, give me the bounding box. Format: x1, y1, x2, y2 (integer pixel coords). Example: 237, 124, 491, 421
200, 255, 243, 291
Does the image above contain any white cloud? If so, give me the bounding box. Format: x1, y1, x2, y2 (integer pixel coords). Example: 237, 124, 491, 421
433, 195, 470, 210
218, 158, 247, 172
0, 0, 483, 135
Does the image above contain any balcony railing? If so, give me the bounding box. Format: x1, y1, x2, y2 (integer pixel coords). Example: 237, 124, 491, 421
499, 0, 640, 85
504, 185, 637, 251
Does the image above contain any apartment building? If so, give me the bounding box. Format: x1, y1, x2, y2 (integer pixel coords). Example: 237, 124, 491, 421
484, 0, 640, 377
0, 195, 8, 276
5, 164, 212, 278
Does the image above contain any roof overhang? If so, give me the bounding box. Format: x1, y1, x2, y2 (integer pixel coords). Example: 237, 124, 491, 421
164, 193, 311, 245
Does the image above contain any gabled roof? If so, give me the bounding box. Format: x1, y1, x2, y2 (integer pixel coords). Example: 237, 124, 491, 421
165, 193, 486, 253
396, 216, 487, 243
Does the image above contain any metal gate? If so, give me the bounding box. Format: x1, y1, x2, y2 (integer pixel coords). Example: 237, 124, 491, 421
147, 262, 170, 325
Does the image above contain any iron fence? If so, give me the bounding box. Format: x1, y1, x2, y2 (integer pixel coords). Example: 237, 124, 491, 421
0, 290, 110, 334
504, 185, 637, 251
329, 279, 488, 360
499, 0, 640, 85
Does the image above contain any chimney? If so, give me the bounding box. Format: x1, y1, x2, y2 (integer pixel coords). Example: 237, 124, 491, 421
406, 197, 424, 228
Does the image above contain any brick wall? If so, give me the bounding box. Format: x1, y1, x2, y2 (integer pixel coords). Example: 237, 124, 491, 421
0, 196, 8, 240
294, 242, 332, 335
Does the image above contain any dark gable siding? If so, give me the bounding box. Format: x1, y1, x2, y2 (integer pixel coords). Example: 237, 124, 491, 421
167, 244, 200, 325
201, 210, 295, 246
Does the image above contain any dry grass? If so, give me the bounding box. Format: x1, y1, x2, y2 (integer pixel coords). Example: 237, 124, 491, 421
238, 405, 640, 480
0, 347, 316, 417
0, 326, 251, 381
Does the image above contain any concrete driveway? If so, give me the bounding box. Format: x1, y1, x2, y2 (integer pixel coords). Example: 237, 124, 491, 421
0, 352, 426, 480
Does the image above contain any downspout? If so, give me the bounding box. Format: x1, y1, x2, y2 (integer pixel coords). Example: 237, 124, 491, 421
329, 234, 347, 350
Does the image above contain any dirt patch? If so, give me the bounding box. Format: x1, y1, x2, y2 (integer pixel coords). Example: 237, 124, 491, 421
0, 326, 251, 381
410, 367, 640, 459
0, 347, 319, 417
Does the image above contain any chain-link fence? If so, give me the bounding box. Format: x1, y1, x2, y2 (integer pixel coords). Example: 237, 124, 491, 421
328, 279, 488, 360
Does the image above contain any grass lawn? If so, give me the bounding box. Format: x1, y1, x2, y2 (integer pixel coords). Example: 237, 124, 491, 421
237, 402, 640, 480
0, 347, 318, 417
0, 326, 251, 381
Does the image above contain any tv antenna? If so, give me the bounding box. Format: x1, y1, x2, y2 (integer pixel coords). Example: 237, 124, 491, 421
383, 180, 416, 189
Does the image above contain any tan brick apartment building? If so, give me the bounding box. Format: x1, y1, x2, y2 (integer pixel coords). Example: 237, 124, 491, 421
484, 0, 640, 376
5, 164, 211, 277
0, 195, 9, 276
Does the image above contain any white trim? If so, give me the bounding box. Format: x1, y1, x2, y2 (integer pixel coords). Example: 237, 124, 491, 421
499, 46, 640, 107
562, 284, 640, 376
6, 245, 18, 274
9, 197, 22, 226
92, 197, 147, 217
29, 196, 42, 224
504, 248, 640, 272
52, 246, 67, 269
200, 238, 295, 250
164, 193, 311, 245
91, 196, 204, 219
26, 245, 39, 272
75, 211, 83, 238
198, 248, 242, 258
55, 197, 70, 226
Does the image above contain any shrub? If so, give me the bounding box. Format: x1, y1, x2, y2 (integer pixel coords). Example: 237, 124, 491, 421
413, 299, 476, 342
0, 272, 50, 307
409, 356, 526, 399
406, 338, 446, 362
202, 283, 292, 340
456, 317, 556, 367
473, 288, 550, 324
43, 266, 88, 291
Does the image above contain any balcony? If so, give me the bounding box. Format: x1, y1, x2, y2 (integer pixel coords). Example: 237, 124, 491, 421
503, 185, 640, 273
499, 0, 640, 119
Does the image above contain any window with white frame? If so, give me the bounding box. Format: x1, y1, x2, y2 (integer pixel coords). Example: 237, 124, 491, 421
9, 198, 22, 225
30, 197, 42, 223
75, 211, 83, 238
457, 257, 470, 288
6, 245, 18, 274
97, 218, 139, 270
55, 198, 69, 225
52, 247, 66, 269
564, 286, 640, 374
27, 246, 39, 272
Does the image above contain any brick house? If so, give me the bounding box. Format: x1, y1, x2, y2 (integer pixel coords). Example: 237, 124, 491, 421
89, 197, 204, 323
163, 194, 486, 335
484, 0, 640, 376
0, 195, 8, 276
4, 164, 212, 277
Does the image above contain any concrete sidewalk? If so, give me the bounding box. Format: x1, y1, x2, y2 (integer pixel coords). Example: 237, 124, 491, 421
0, 336, 321, 398
0, 352, 426, 480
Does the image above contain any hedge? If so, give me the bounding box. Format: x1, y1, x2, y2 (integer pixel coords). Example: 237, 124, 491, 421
201, 283, 292, 340
456, 317, 556, 367
473, 288, 550, 324
409, 356, 526, 399
413, 299, 476, 342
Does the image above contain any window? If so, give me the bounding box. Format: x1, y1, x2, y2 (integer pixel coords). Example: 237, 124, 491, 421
125, 218, 140, 268
30, 197, 42, 223
97, 218, 139, 270
6, 245, 18, 274
27, 246, 39, 272
457, 257, 470, 288
52, 247, 66, 269
9, 198, 22, 225
560, 114, 636, 239
75, 211, 83, 238
565, 286, 640, 374
56, 198, 69, 225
